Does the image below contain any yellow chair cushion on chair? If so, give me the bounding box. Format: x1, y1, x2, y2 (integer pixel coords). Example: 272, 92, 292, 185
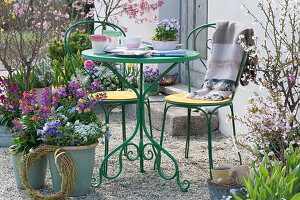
165, 93, 231, 105
93, 91, 137, 101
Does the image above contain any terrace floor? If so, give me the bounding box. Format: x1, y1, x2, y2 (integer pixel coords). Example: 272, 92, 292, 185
0, 106, 251, 199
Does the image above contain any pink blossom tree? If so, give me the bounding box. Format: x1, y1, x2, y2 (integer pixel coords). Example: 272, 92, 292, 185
93, 0, 164, 30
0, 0, 91, 90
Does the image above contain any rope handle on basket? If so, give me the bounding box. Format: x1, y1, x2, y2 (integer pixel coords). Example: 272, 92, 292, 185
54, 149, 66, 175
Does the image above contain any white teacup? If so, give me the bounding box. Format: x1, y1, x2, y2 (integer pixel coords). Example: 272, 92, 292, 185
124, 36, 141, 49
91, 34, 111, 53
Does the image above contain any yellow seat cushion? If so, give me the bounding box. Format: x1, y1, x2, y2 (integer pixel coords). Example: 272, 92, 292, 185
165, 93, 231, 105
93, 91, 137, 101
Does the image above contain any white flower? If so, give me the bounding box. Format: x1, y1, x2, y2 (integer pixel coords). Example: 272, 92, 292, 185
267, 151, 274, 156
239, 34, 245, 40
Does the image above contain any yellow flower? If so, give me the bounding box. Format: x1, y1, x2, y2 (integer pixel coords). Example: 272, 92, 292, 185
127, 63, 133, 67
0, 28, 3, 33
76, 107, 80, 111
78, 98, 85, 103
86, 108, 91, 112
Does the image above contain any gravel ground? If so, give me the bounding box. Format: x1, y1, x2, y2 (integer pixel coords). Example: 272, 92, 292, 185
0, 107, 251, 200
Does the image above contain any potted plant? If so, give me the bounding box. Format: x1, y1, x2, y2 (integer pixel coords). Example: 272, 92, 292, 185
10, 89, 51, 189
0, 77, 22, 147
38, 79, 108, 196
32, 58, 55, 104
152, 18, 180, 51
143, 66, 160, 96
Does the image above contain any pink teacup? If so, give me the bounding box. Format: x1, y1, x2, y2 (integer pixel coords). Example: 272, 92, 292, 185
91, 34, 111, 53
124, 36, 141, 49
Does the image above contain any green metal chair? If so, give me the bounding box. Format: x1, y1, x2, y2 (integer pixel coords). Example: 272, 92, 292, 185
160, 23, 246, 179
64, 21, 154, 174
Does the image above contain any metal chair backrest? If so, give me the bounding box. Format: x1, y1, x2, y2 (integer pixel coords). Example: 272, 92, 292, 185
185, 23, 248, 99
64, 21, 126, 89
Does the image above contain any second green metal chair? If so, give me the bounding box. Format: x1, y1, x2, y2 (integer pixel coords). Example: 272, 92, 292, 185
160, 23, 246, 179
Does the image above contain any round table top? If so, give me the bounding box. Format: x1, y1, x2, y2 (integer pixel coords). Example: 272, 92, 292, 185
81, 49, 200, 63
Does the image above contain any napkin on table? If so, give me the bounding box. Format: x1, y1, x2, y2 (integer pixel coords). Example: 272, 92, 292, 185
151, 50, 186, 57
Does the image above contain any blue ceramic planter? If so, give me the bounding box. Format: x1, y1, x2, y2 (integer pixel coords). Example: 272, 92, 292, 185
11, 152, 47, 189
48, 142, 98, 196
143, 81, 159, 96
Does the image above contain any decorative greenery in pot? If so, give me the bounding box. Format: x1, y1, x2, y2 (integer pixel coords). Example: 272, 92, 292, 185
152, 18, 180, 51
223, 144, 300, 200
143, 66, 160, 95
143, 66, 161, 83
9, 89, 50, 189
152, 18, 180, 41
35, 78, 108, 196
38, 79, 108, 147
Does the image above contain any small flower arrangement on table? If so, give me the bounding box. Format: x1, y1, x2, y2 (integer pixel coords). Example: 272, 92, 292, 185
152, 18, 180, 41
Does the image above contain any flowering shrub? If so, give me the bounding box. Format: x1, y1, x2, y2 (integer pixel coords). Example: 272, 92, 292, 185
0, 77, 22, 128
240, 0, 299, 118
152, 18, 180, 41
230, 84, 299, 164
95, 0, 164, 28
143, 66, 160, 83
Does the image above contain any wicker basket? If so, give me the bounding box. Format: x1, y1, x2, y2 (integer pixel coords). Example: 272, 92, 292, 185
159, 73, 178, 86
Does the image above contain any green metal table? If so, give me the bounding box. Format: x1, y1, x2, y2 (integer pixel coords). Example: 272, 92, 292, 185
81, 49, 200, 191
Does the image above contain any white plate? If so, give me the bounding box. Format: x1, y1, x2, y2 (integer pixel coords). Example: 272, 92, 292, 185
111, 50, 151, 57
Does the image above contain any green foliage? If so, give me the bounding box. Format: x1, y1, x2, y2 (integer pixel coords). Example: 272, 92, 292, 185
47, 30, 91, 63
10, 115, 45, 155
10, 65, 35, 93
9, 59, 55, 92
47, 40, 66, 63
232, 144, 300, 200
52, 52, 83, 87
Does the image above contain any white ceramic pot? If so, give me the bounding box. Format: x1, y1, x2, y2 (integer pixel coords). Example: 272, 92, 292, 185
152, 41, 177, 51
